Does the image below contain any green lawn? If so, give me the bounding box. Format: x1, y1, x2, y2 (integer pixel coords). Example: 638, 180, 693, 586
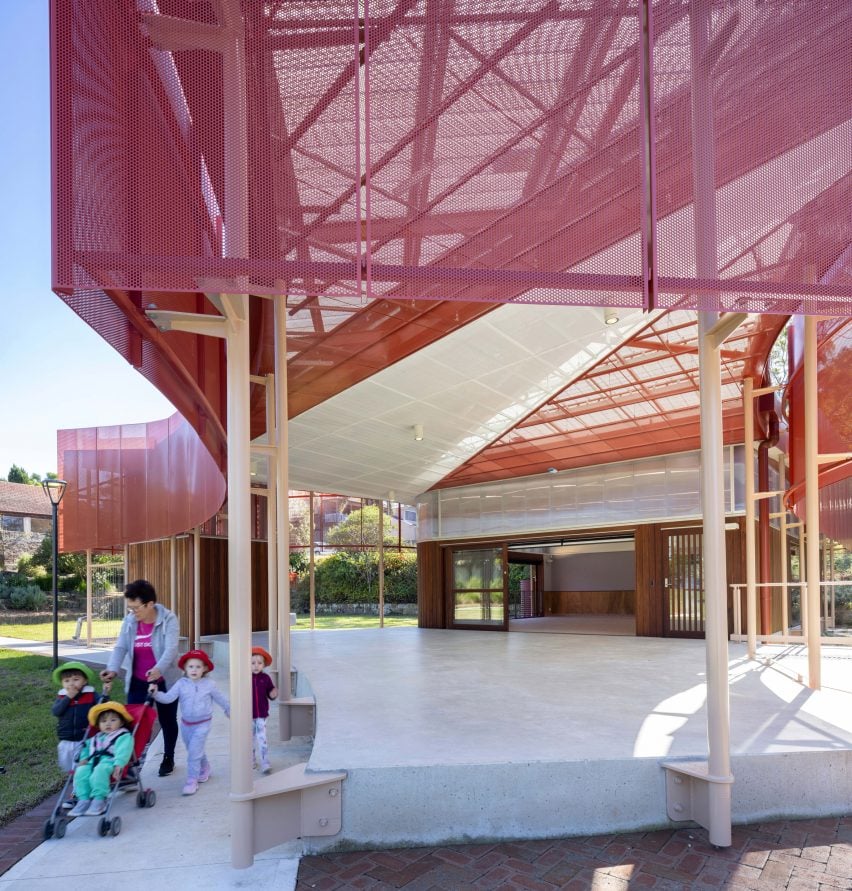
293, 614, 417, 630
0, 618, 121, 643
0, 615, 418, 641
0, 650, 124, 827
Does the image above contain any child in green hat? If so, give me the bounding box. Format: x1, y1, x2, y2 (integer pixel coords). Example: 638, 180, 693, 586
51, 661, 106, 773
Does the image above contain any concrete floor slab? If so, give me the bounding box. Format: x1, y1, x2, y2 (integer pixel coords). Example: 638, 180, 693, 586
280, 628, 852, 850
287, 629, 852, 769
4, 627, 851, 875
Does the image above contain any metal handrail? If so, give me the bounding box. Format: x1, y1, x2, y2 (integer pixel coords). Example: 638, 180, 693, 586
730, 579, 851, 647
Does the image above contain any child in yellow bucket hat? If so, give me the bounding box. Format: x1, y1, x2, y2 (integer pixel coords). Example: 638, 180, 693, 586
68, 702, 134, 817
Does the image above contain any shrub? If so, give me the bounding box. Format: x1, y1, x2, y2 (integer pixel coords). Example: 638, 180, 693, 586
7, 585, 49, 611
311, 550, 417, 605
382, 552, 418, 603
289, 551, 309, 575
287, 550, 418, 611
0, 573, 32, 589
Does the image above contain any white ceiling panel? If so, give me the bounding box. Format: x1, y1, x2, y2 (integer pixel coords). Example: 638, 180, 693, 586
283, 304, 651, 502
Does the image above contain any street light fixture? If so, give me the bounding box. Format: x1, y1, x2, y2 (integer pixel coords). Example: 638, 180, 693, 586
42, 479, 67, 669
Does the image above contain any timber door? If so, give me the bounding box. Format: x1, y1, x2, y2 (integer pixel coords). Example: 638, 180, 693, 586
663, 527, 705, 637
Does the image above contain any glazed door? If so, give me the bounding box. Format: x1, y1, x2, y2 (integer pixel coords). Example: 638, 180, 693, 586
509, 554, 544, 619
663, 527, 705, 637
448, 546, 508, 630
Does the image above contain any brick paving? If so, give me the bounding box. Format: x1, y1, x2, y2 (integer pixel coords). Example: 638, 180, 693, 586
3, 795, 850, 890
296, 817, 852, 890
0, 794, 58, 877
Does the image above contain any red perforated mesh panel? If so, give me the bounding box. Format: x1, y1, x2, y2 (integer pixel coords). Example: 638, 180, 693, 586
785, 317, 852, 525
650, 1, 852, 314
53, 0, 851, 314
58, 413, 226, 552
439, 310, 783, 487
49, 1, 852, 511
51, 0, 647, 309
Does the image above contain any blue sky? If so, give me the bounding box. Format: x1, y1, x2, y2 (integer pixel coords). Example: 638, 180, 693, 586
0, 3, 174, 480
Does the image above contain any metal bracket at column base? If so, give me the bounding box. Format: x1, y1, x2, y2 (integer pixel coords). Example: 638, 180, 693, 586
231, 762, 346, 857
661, 759, 733, 847
278, 696, 315, 740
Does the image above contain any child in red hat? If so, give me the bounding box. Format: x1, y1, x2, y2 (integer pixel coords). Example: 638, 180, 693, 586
251, 647, 278, 774
149, 649, 229, 795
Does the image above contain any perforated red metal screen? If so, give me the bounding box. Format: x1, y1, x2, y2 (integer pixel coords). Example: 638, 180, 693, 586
49, 0, 852, 530
58, 414, 226, 552
52, 1, 852, 313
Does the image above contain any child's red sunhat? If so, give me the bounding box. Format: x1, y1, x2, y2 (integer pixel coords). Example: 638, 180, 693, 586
178, 649, 215, 673
251, 646, 273, 667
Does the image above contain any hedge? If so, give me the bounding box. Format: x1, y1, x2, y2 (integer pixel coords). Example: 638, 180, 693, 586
290, 550, 417, 612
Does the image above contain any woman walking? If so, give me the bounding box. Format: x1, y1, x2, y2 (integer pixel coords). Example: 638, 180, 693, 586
100, 579, 180, 776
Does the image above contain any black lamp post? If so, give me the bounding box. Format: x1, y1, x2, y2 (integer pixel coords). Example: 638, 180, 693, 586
42, 479, 67, 669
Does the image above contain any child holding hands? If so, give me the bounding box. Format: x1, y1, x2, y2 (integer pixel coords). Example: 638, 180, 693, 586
149, 649, 229, 795
250, 647, 278, 774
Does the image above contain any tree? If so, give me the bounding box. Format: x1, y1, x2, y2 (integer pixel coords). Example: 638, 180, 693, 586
325, 505, 395, 547
7, 464, 41, 485
767, 326, 789, 388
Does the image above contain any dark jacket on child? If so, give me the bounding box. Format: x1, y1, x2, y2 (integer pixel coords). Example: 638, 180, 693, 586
252, 672, 276, 719
52, 686, 100, 741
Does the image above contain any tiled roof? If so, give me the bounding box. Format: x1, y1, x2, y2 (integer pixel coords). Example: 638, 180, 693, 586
0, 481, 51, 518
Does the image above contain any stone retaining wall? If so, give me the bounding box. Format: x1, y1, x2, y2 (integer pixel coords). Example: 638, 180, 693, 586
0, 530, 48, 572
313, 602, 418, 616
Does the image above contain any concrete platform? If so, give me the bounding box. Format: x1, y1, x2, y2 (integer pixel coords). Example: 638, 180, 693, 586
270, 629, 852, 852
4, 627, 851, 884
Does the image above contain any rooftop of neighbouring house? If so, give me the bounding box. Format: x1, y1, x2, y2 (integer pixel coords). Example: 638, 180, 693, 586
0, 481, 50, 519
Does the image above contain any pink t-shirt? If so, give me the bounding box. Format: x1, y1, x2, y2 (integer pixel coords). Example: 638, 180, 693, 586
133, 621, 157, 680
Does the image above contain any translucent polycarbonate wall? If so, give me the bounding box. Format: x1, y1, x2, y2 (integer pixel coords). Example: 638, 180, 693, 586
417, 447, 744, 542
199, 491, 418, 551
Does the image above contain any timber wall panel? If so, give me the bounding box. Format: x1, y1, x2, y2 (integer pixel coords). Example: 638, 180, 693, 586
766, 523, 789, 632
726, 520, 745, 635
417, 541, 444, 628
197, 537, 269, 636
544, 590, 634, 615
200, 537, 227, 636
128, 538, 192, 640
252, 541, 268, 631
634, 524, 663, 636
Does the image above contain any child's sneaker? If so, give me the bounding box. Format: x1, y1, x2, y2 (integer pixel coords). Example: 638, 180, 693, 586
86, 799, 107, 816
68, 799, 90, 817
182, 779, 198, 796
261, 765, 271, 775
62, 796, 77, 811
198, 764, 211, 783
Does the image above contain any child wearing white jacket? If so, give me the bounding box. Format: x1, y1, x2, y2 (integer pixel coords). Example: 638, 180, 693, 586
149, 649, 229, 795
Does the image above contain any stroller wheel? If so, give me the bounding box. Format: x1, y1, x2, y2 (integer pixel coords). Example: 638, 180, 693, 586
54, 818, 67, 839
43, 819, 54, 840
136, 790, 146, 808
98, 818, 110, 837
145, 790, 157, 808
110, 816, 122, 836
